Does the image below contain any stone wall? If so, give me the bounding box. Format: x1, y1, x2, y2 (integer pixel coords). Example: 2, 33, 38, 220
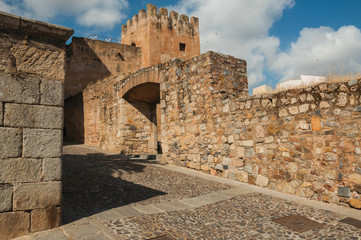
78, 73, 157, 154
65, 37, 141, 98
162, 75, 361, 208
73, 51, 247, 155
0, 12, 72, 239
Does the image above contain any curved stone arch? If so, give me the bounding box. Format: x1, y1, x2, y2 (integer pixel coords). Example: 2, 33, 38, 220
120, 67, 161, 102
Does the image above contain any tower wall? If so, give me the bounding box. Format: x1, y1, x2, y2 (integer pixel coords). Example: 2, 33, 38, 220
121, 4, 200, 68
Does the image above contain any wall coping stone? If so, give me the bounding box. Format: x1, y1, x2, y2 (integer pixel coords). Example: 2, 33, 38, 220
0, 11, 73, 43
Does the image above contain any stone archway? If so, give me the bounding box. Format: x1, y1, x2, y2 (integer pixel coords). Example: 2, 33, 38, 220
122, 82, 161, 154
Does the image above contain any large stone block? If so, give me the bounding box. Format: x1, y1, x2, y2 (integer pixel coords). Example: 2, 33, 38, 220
0, 211, 29, 239
0, 184, 12, 212
13, 182, 61, 210
0, 72, 40, 104
0, 127, 22, 158
43, 158, 62, 181
31, 207, 61, 232
41, 80, 64, 106
0, 158, 42, 183
23, 128, 62, 158
4, 103, 63, 129
12, 45, 66, 82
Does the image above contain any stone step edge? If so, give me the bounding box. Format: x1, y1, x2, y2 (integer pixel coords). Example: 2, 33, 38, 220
92, 187, 253, 222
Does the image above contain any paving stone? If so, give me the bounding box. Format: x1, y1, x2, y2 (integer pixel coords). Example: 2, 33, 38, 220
93, 210, 122, 221
151, 202, 183, 212
31, 229, 68, 240
217, 187, 252, 197
113, 206, 141, 218
63, 219, 110, 240
178, 197, 207, 208
131, 204, 162, 215
105, 193, 361, 239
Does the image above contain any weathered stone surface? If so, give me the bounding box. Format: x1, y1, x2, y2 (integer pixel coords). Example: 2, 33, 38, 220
31, 207, 61, 232
0, 159, 42, 183
348, 174, 361, 184
4, 103, 63, 129
43, 158, 62, 181
0, 184, 12, 212
41, 80, 64, 106
13, 182, 61, 210
349, 199, 361, 209
255, 174, 269, 187
354, 184, 361, 194
0, 72, 40, 104
23, 129, 62, 158
0, 127, 22, 158
311, 116, 321, 131
0, 102, 2, 125
338, 186, 350, 197
0, 212, 29, 239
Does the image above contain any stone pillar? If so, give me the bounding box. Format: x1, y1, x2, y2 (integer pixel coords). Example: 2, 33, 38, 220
0, 11, 73, 239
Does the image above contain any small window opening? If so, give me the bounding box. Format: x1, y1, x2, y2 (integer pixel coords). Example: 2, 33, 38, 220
131, 42, 136, 47
179, 43, 186, 52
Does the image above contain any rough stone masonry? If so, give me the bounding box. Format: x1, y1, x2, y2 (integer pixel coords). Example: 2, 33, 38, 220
64, 4, 361, 212
0, 11, 73, 239
1, 3, 361, 239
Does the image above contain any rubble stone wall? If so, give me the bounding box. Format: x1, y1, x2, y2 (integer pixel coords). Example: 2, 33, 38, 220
163, 75, 361, 208
76, 52, 247, 155
0, 12, 72, 239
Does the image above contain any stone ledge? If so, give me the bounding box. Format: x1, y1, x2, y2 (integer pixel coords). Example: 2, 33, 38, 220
0, 11, 73, 42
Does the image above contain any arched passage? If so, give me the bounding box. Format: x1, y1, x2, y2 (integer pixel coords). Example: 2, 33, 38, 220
122, 82, 162, 154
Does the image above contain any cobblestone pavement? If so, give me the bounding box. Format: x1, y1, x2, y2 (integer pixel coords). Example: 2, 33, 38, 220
15, 144, 361, 240
61, 144, 231, 223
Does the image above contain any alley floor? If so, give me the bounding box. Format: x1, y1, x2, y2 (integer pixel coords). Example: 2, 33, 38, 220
15, 144, 361, 240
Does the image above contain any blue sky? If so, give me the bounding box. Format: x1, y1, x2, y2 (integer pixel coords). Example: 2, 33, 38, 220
1, 0, 361, 89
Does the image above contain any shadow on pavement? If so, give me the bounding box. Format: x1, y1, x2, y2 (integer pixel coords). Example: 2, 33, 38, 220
62, 152, 167, 224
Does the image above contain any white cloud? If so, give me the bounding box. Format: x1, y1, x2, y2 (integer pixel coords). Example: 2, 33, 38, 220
271, 26, 361, 82
0, 0, 128, 28
171, 0, 361, 89
171, 0, 295, 88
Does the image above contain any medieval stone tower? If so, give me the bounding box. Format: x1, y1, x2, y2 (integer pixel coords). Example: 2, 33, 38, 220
121, 4, 200, 68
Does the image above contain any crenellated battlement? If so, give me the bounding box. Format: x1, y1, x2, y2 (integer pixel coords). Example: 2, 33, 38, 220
121, 4, 199, 39
120, 3, 200, 68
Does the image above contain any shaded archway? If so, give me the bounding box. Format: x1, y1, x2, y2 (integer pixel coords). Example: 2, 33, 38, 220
123, 82, 162, 154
